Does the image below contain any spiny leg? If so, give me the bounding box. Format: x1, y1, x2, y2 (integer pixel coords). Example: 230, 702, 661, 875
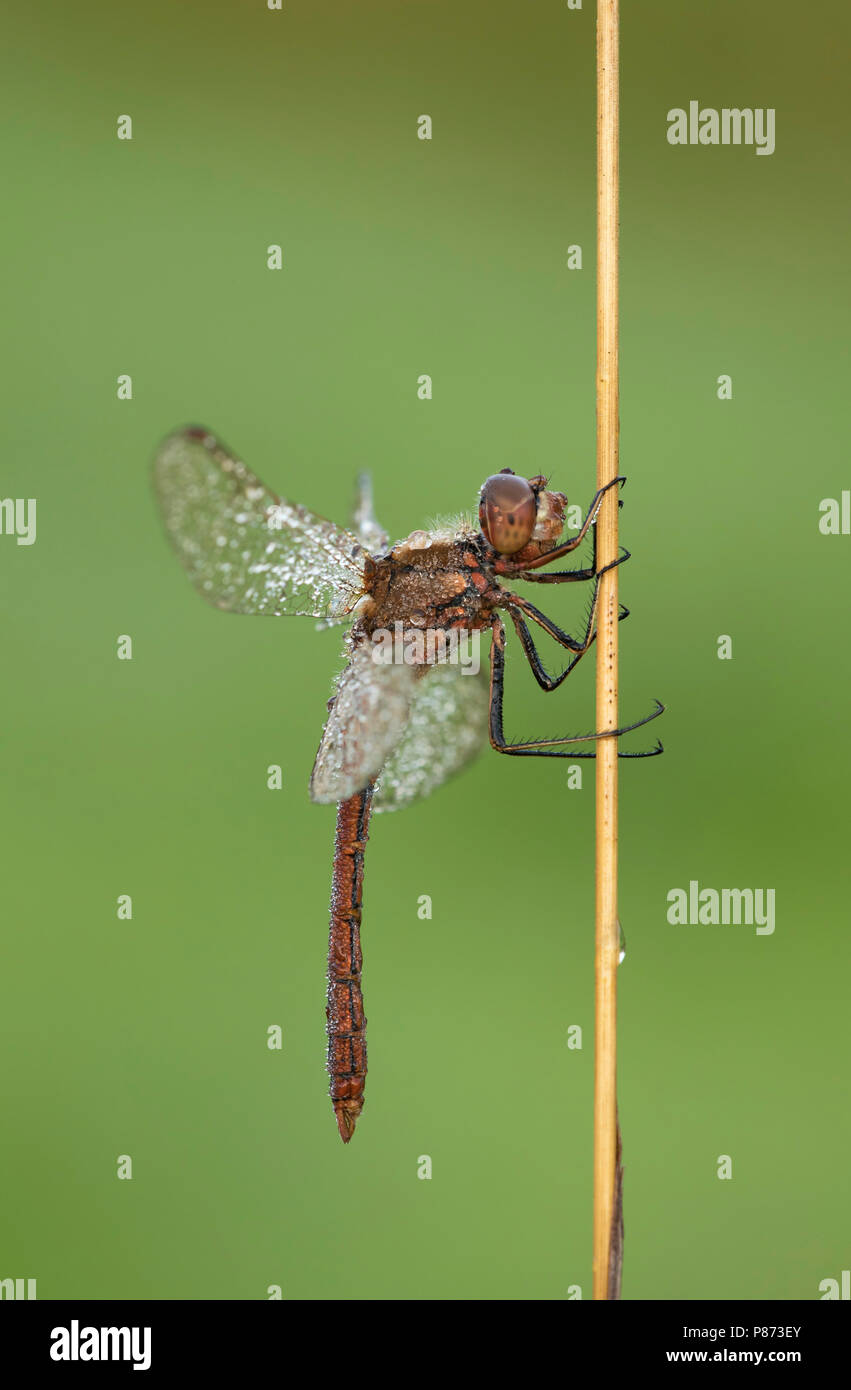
515, 545, 631, 586
506, 600, 630, 692
507, 575, 624, 655
504, 557, 632, 683
487, 615, 664, 759
499, 547, 630, 690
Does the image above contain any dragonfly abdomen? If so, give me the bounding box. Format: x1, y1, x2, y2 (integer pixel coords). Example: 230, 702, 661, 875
326, 784, 374, 1143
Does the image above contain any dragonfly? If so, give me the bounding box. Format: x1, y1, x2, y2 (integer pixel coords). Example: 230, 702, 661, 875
153, 426, 663, 1143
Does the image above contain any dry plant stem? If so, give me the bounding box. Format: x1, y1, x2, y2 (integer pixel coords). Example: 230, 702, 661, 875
593, 0, 621, 1301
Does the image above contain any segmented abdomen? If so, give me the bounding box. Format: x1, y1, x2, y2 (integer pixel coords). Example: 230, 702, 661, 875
326, 784, 374, 1143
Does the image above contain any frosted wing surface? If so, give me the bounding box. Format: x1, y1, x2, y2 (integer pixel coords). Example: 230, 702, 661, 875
373, 661, 489, 812
153, 427, 366, 618
351, 472, 388, 553
310, 640, 417, 803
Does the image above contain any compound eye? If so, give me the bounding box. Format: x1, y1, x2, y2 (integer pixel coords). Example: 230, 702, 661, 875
478, 474, 537, 554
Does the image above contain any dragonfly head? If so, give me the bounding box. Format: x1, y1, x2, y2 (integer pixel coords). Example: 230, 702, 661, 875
478, 470, 567, 555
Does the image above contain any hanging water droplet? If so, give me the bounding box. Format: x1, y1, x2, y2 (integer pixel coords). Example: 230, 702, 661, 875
617, 918, 626, 965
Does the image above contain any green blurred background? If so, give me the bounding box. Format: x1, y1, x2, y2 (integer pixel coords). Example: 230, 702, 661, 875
1, 0, 848, 1300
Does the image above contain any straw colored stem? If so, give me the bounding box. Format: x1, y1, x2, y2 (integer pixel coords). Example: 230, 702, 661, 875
593, 0, 621, 1301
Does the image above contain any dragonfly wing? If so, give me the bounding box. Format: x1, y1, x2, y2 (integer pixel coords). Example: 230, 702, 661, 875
310, 640, 417, 803
373, 660, 490, 813
153, 426, 368, 618
351, 472, 388, 552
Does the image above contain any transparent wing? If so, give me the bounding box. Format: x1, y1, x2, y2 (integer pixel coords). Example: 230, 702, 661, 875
351, 472, 388, 552
311, 471, 389, 632
310, 640, 417, 804
153, 426, 367, 619
373, 661, 490, 813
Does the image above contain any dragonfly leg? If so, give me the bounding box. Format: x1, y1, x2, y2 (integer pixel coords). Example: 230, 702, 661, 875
514, 544, 631, 586
508, 569, 623, 651
505, 598, 630, 692
500, 554, 630, 689
487, 615, 664, 759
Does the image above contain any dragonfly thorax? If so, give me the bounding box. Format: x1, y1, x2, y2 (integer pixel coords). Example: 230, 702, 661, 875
361, 531, 501, 641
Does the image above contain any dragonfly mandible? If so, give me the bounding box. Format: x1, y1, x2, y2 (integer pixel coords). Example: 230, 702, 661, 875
153, 427, 663, 1143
